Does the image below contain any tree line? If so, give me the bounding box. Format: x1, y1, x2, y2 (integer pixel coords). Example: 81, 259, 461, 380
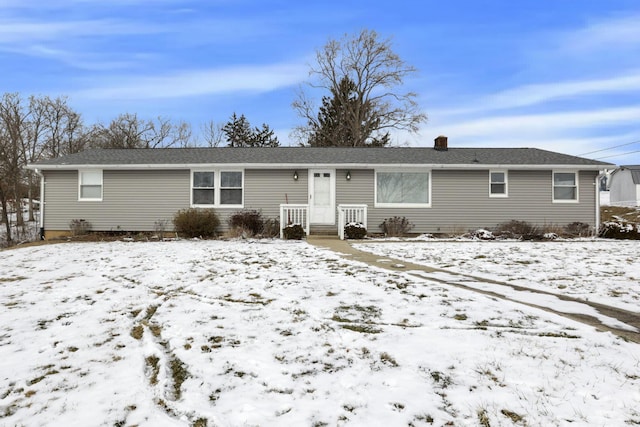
0, 97, 280, 241
0, 29, 426, 243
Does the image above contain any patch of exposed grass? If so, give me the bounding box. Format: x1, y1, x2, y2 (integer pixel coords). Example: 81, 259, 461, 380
209, 389, 221, 403
209, 336, 224, 348
148, 324, 162, 337
145, 356, 160, 385
453, 313, 468, 321
144, 305, 158, 321
538, 332, 580, 339
0, 276, 27, 282
380, 352, 399, 367
220, 294, 274, 305
192, 417, 208, 427
601, 205, 640, 223
478, 408, 491, 427
391, 402, 405, 411
430, 371, 452, 389
340, 324, 382, 334
170, 357, 189, 400
131, 325, 144, 340
27, 370, 58, 386
501, 409, 525, 423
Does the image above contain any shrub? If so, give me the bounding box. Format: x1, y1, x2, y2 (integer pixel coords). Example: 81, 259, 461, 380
564, 222, 591, 237
261, 218, 280, 238
69, 219, 91, 235
379, 216, 414, 237
344, 223, 367, 239
283, 224, 305, 240
228, 210, 264, 237
599, 221, 640, 240
470, 229, 495, 240
153, 219, 169, 238
173, 208, 219, 238
494, 220, 543, 240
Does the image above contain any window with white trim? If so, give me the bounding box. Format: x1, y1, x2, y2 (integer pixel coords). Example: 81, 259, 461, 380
375, 171, 430, 207
553, 171, 578, 202
191, 170, 243, 207
78, 170, 103, 201
193, 171, 215, 205
489, 170, 507, 197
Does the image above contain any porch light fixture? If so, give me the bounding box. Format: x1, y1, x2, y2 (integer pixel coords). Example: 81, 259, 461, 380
346, 171, 351, 181
293, 171, 299, 181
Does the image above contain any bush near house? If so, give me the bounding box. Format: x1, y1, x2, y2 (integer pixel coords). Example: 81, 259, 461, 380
344, 223, 367, 239
564, 222, 590, 237
494, 220, 543, 240
282, 224, 305, 240
599, 222, 640, 239
599, 205, 640, 240
379, 216, 414, 237
173, 208, 220, 238
228, 210, 265, 237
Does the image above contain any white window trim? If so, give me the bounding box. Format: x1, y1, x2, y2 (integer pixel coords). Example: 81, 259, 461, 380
489, 170, 508, 198
78, 169, 103, 201
191, 169, 244, 208
552, 170, 579, 203
374, 169, 432, 208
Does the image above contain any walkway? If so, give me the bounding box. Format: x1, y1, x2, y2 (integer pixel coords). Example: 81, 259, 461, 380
307, 236, 640, 344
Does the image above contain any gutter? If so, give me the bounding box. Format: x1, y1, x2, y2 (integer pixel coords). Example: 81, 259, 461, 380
26, 162, 610, 172
35, 169, 45, 240
595, 170, 608, 237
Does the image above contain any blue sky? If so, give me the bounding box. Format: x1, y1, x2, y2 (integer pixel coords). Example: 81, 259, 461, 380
2, 0, 639, 165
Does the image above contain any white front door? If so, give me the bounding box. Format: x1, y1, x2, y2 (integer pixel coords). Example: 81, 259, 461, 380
309, 169, 335, 224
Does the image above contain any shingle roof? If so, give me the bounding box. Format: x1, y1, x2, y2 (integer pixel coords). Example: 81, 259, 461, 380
29, 147, 613, 169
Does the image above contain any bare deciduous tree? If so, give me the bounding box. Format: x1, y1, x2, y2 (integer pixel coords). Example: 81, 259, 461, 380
200, 120, 225, 147
92, 113, 192, 149
293, 29, 427, 146
0, 93, 28, 236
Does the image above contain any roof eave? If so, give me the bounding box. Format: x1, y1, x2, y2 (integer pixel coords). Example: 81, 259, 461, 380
27, 162, 610, 171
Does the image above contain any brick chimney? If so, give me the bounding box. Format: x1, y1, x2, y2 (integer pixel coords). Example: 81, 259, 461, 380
434, 135, 448, 151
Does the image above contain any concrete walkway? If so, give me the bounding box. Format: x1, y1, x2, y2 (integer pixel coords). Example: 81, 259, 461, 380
307, 236, 640, 344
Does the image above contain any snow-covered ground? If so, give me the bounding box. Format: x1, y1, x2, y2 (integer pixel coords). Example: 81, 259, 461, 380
353, 239, 640, 312
1, 240, 639, 426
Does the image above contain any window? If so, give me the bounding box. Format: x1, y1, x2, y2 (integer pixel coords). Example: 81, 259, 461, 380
193, 171, 215, 205
375, 171, 430, 207
489, 170, 507, 197
191, 170, 243, 207
220, 171, 242, 205
79, 170, 102, 201
553, 171, 578, 202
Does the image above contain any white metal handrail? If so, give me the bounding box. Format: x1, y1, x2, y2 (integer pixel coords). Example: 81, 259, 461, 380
279, 204, 310, 238
338, 204, 368, 239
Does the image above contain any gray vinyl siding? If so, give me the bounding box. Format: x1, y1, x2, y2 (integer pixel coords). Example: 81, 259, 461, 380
43, 168, 309, 233
244, 169, 308, 218
44, 170, 190, 232
336, 169, 598, 234
42, 167, 598, 235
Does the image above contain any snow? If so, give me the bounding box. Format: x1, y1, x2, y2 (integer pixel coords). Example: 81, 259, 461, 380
354, 239, 640, 312
1, 240, 639, 426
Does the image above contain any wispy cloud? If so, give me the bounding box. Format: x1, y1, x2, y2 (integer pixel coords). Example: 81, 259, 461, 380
74, 62, 309, 100
441, 72, 640, 115
0, 19, 164, 44
560, 13, 640, 53
431, 106, 640, 139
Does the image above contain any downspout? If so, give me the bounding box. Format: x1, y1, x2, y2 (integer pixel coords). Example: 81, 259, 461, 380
36, 169, 45, 240
595, 170, 607, 237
